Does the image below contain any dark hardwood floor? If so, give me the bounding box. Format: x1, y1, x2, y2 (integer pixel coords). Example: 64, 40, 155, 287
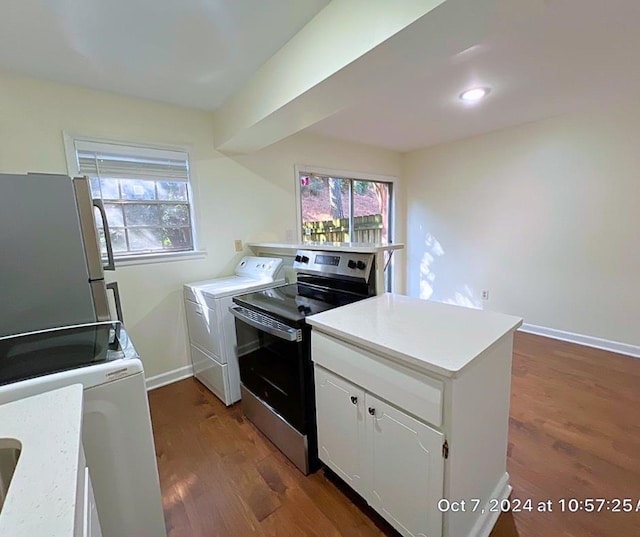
148, 332, 640, 537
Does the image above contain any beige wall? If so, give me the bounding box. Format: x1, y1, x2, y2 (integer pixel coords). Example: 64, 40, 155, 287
404, 100, 640, 347
0, 71, 402, 378
3, 70, 636, 372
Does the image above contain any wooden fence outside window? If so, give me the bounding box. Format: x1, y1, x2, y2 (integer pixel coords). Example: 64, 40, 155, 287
302, 214, 383, 243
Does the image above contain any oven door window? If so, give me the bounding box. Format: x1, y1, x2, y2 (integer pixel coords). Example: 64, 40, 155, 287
235, 319, 309, 433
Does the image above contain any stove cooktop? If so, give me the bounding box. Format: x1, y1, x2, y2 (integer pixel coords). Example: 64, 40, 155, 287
232, 284, 337, 324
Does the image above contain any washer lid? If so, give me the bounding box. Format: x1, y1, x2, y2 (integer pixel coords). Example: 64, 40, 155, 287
184, 276, 285, 301
0, 321, 122, 386
195, 276, 262, 298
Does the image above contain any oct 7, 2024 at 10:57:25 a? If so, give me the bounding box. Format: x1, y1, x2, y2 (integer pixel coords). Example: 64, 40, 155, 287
437, 497, 640, 514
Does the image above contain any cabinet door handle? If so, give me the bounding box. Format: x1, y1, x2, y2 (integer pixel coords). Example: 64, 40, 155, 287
350, 396, 358, 405
368, 407, 376, 416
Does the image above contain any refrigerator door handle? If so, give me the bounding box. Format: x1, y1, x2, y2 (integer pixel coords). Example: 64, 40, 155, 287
106, 282, 124, 323
90, 280, 111, 322
73, 177, 105, 280
93, 199, 116, 271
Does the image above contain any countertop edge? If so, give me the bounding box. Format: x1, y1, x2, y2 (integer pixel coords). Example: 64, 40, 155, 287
308, 320, 522, 378
307, 295, 523, 378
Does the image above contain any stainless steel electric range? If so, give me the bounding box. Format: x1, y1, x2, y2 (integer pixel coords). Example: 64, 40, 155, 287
230, 249, 376, 474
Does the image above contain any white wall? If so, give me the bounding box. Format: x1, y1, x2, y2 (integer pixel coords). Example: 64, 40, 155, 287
404, 100, 640, 348
0, 71, 402, 379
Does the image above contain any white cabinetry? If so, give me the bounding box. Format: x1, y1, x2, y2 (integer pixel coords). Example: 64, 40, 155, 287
367, 392, 444, 537
315, 367, 366, 496
315, 366, 443, 537
75, 461, 103, 537
84, 468, 102, 537
309, 294, 522, 537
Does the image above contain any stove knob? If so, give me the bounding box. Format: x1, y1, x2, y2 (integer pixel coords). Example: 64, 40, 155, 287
356, 260, 366, 270
347, 259, 357, 269
297, 305, 306, 313
304, 306, 312, 315
301, 255, 310, 263
295, 255, 302, 262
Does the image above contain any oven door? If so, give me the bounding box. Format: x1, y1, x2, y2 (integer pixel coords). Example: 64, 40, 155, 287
230, 305, 311, 434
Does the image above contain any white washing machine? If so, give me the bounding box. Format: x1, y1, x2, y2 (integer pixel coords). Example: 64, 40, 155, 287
0, 323, 166, 537
183, 256, 284, 405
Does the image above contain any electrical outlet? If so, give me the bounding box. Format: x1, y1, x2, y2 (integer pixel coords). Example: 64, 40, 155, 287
234, 240, 243, 252
481, 290, 489, 300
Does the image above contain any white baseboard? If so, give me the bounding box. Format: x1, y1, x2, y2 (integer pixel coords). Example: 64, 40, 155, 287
146, 364, 194, 391
142, 327, 638, 390
519, 323, 640, 359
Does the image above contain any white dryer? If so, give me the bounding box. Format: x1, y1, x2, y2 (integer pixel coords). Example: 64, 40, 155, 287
183, 256, 284, 405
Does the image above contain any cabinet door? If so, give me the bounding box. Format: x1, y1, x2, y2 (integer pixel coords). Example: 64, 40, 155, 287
366, 394, 444, 537
315, 366, 366, 497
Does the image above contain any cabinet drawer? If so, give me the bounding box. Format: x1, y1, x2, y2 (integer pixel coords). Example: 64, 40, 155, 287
312, 331, 443, 428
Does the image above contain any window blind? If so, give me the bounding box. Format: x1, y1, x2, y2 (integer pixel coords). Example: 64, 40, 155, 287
74, 139, 189, 181
77, 151, 189, 181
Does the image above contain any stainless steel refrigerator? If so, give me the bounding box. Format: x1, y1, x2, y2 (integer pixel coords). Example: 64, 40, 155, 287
0, 173, 121, 336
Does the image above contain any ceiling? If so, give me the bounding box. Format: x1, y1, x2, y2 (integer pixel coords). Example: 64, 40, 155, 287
0, 0, 330, 110
2, 0, 640, 152
306, 0, 640, 151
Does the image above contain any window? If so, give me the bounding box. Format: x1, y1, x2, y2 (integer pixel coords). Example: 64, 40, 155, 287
298, 171, 393, 245
68, 139, 196, 259
297, 168, 396, 291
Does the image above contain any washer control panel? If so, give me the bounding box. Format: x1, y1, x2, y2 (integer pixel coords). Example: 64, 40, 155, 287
236, 256, 284, 280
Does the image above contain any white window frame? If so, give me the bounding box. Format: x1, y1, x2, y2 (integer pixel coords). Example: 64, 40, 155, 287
64, 132, 205, 266
294, 164, 398, 290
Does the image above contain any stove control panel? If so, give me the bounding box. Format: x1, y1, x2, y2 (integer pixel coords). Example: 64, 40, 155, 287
293, 249, 374, 282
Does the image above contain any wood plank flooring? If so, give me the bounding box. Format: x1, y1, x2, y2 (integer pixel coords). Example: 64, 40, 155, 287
148, 332, 640, 537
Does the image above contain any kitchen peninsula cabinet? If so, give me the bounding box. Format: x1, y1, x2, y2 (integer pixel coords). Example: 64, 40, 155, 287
307, 294, 523, 537
315, 365, 444, 536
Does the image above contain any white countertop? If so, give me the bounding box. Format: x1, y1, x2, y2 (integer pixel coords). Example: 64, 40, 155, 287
306, 294, 523, 378
0, 383, 84, 537
249, 241, 404, 253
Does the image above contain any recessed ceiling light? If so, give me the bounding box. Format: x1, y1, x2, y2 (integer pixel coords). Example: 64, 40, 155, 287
459, 87, 491, 102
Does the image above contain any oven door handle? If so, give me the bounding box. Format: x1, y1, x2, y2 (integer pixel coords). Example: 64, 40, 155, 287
229, 305, 300, 342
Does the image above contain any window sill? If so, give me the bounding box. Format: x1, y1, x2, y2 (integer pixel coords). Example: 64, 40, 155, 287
113, 250, 207, 267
